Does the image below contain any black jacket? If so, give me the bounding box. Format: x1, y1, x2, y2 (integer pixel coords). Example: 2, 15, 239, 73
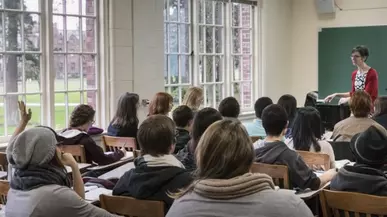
374, 114, 387, 131
107, 122, 138, 138
255, 141, 320, 190
112, 157, 192, 212
331, 164, 387, 196
175, 141, 196, 171
174, 128, 190, 154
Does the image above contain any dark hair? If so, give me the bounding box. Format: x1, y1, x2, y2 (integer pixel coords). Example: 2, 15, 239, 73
254, 97, 273, 118
374, 96, 387, 117
189, 107, 222, 152
148, 92, 173, 116
218, 97, 240, 118
69, 104, 95, 128
261, 104, 288, 136
352, 45, 369, 62
172, 105, 194, 128
350, 91, 371, 118
137, 115, 175, 156
111, 92, 139, 128
277, 94, 297, 124
291, 107, 322, 152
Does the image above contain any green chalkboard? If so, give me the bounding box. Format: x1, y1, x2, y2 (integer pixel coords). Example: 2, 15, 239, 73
318, 26, 387, 102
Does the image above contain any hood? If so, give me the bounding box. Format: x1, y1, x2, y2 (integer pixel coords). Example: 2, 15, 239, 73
57, 129, 88, 145
331, 164, 387, 196
255, 141, 289, 164
113, 157, 188, 199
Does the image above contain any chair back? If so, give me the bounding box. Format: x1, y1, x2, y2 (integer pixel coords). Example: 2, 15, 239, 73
60, 145, 87, 163
100, 194, 164, 217
0, 152, 8, 171
103, 136, 137, 152
320, 189, 387, 217
329, 141, 354, 161
0, 180, 10, 204
250, 136, 263, 143
297, 150, 330, 171
251, 163, 289, 189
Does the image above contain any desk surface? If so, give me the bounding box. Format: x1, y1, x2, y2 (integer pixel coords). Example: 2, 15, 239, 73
98, 162, 135, 180
87, 152, 134, 171
65, 163, 92, 174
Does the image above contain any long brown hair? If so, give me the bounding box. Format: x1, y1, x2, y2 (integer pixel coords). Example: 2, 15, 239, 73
148, 92, 173, 116
111, 92, 139, 127
350, 91, 371, 118
172, 119, 254, 198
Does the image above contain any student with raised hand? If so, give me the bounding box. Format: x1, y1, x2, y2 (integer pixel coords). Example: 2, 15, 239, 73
108, 92, 139, 138
286, 107, 335, 169
172, 105, 194, 154
255, 104, 337, 190
59, 104, 126, 166
244, 97, 273, 137
175, 108, 222, 171
6, 127, 120, 217
167, 119, 313, 217
113, 115, 192, 213
218, 96, 240, 118
331, 126, 387, 196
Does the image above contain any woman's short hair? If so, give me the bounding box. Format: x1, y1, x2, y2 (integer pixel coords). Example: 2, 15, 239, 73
374, 96, 387, 117
148, 92, 173, 116
352, 45, 369, 61
69, 104, 95, 128
350, 91, 371, 118
111, 92, 139, 127
182, 87, 203, 111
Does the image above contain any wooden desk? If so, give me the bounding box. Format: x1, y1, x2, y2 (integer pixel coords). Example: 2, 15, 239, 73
87, 152, 134, 171
98, 162, 135, 180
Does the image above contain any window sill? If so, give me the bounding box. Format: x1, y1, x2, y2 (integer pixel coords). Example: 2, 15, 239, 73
238, 111, 256, 123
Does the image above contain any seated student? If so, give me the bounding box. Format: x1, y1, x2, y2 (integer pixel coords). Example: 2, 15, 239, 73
59, 104, 126, 165
113, 115, 192, 212
175, 108, 222, 171
108, 92, 139, 138
244, 97, 273, 137
148, 92, 173, 116
6, 105, 119, 217
218, 96, 240, 118
286, 107, 335, 169
373, 96, 387, 130
172, 105, 194, 154
255, 104, 337, 190
331, 126, 387, 196
278, 94, 297, 128
167, 119, 313, 217
332, 91, 387, 141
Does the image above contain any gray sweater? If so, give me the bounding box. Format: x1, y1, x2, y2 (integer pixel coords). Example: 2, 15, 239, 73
166, 189, 313, 217
6, 184, 120, 217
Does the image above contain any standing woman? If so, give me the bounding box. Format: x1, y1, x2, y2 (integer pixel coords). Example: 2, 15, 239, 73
325, 45, 378, 105
182, 87, 204, 112
148, 92, 174, 116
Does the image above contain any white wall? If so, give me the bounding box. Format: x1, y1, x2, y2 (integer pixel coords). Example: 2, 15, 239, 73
291, 0, 387, 106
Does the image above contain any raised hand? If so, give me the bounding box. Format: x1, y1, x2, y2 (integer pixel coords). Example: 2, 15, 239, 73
18, 101, 32, 124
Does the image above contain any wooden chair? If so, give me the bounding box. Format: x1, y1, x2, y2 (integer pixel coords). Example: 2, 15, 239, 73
297, 150, 330, 171
0, 152, 8, 171
0, 180, 10, 204
320, 189, 387, 217
60, 145, 87, 163
250, 136, 263, 143
251, 163, 290, 189
100, 194, 164, 217
103, 136, 137, 152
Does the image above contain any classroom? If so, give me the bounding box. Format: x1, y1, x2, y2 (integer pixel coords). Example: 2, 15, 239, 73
1, 0, 387, 216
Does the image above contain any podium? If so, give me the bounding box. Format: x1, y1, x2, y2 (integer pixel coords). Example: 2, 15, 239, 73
316, 103, 350, 131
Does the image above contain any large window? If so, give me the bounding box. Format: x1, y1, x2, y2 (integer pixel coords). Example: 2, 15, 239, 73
164, 0, 258, 110
0, 0, 99, 139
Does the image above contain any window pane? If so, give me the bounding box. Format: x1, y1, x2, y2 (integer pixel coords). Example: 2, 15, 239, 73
168, 24, 178, 53
242, 82, 252, 107
199, 56, 204, 83
5, 12, 22, 51
215, 1, 222, 25
66, 0, 80, 14
82, 55, 96, 89
241, 29, 251, 54
168, 0, 178, 22
24, 0, 40, 12
232, 29, 241, 54
54, 93, 66, 129
232, 83, 240, 102
67, 54, 80, 90
53, 0, 64, 14
53, 15, 65, 52
180, 55, 189, 84
54, 54, 65, 90
232, 3, 240, 27
24, 13, 40, 51
82, 0, 95, 16
4, 95, 19, 131
215, 84, 222, 106
215, 27, 222, 54
179, 0, 189, 23
68, 92, 81, 114
5, 0, 22, 10
66, 16, 80, 52
198, 0, 204, 24
84, 91, 97, 108
5, 54, 22, 93
241, 56, 251, 80
26, 94, 41, 126
25, 54, 40, 91
233, 56, 241, 81
179, 24, 189, 53
0, 55, 3, 93
82, 17, 95, 52
205, 85, 214, 107
205, 27, 213, 53
0, 16, 3, 51
164, 55, 168, 84
0, 96, 3, 136
205, 0, 213, 24
168, 55, 178, 84
170, 86, 178, 105
181, 86, 189, 104
215, 56, 223, 82
241, 5, 252, 27
199, 26, 204, 53
205, 56, 213, 83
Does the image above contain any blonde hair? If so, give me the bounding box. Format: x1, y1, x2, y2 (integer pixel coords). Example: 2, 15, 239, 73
170, 119, 254, 198
182, 87, 203, 111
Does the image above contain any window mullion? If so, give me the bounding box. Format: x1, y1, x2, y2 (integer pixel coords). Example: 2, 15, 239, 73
224, 1, 231, 97
192, 0, 199, 86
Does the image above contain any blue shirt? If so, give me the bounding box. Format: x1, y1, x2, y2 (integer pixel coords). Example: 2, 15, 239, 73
244, 119, 266, 137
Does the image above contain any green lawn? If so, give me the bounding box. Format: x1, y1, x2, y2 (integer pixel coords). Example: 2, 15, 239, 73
0, 79, 92, 136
